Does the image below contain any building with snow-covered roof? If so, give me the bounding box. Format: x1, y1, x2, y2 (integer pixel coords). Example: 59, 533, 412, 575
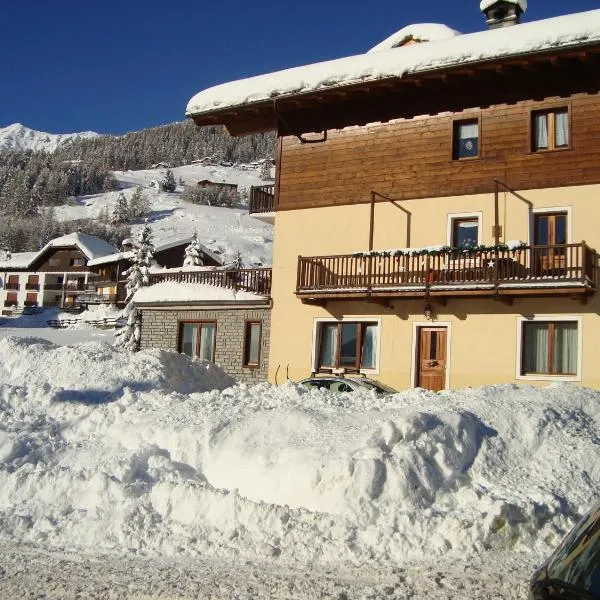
184, 4, 600, 391
0, 233, 118, 311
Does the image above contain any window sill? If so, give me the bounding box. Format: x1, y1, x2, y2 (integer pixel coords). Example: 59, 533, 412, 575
529, 146, 572, 155
516, 373, 580, 383
243, 364, 261, 370
451, 156, 482, 162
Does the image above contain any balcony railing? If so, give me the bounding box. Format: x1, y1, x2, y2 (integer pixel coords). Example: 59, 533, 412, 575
44, 283, 64, 290
148, 268, 272, 296
249, 185, 275, 214
5, 282, 19, 290
25, 283, 40, 291
297, 243, 597, 299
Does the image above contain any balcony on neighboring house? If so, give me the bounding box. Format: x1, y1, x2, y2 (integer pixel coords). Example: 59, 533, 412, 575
149, 268, 272, 296
297, 243, 598, 304
25, 283, 40, 291
249, 185, 275, 223
44, 283, 64, 290
5, 282, 20, 291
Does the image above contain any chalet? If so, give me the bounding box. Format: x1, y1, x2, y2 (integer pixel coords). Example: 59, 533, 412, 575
196, 180, 238, 194
0, 233, 117, 310
186, 4, 600, 390
87, 236, 222, 306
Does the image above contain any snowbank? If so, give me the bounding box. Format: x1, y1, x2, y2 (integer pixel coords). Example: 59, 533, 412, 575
0, 339, 598, 570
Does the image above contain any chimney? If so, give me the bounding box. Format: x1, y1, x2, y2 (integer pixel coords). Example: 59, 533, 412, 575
481, 0, 526, 29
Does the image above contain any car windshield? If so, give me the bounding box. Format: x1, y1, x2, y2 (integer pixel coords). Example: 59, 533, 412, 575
358, 380, 397, 394
546, 502, 600, 595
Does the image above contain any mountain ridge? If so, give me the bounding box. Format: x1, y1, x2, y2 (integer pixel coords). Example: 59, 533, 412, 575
0, 123, 100, 153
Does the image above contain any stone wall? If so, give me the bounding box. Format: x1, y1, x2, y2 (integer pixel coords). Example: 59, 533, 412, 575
139, 305, 271, 383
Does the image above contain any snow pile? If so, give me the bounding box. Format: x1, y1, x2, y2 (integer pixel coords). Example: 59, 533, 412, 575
134, 282, 268, 303
187, 9, 600, 116
0, 338, 598, 569
0, 336, 234, 395
368, 23, 461, 53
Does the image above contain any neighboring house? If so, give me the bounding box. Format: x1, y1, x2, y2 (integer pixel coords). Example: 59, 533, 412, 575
136, 268, 272, 383
87, 236, 222, 306
0, 233, 118, 310
186, 3, 600, 390
196, 180, 238, 194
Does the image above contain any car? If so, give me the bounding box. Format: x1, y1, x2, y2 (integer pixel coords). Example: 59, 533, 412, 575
529, 501, 600, 599
298, 376, 397, 395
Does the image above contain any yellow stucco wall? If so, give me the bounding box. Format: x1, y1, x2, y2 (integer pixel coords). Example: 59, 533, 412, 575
268, 184, 600, 389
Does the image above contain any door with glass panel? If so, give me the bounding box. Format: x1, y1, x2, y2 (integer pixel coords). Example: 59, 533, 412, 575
533, 212, 567, 276
417, 327, 447, 391
317, 322, 378, 372
179, 321, 217, 362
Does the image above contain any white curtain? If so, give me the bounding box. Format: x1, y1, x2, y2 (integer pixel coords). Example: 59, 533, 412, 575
181, 323, 197, 357
523, 323, 548, 374
460, 122, 479, 140
319, 324, 338, 367
361, 324, 378, 369
535, 114, 549, 149
555, 111, 569, 147
553, 323, 577, 375
199, 324, 216, 361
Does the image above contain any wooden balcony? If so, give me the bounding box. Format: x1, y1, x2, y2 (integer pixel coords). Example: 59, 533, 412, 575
249, 185, 275, 214
149, 268, 272, 296
297, 243, 597, 303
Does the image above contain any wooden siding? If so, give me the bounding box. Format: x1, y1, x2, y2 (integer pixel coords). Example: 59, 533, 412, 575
277, 94, 600, 210
32, 248, 90, 272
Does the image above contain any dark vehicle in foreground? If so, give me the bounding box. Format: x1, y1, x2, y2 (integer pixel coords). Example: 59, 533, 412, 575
299, 376, 397, 395
530, 501, 600, 599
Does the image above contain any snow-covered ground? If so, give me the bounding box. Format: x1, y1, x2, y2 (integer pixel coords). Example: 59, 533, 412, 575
55, 162, 274, 267
0, 337, 598, 597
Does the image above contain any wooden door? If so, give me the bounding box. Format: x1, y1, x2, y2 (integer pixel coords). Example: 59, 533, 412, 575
417, 327, 448, 391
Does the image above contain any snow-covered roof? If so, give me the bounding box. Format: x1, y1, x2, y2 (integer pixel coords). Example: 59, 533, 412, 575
38, 233, 118, 262
133, 282, 268, 304
0, 252, 39, 270
87, 236, 222, 267
480, 0, 527, 12
367, 24, 461, 54
186, 9, 600, 118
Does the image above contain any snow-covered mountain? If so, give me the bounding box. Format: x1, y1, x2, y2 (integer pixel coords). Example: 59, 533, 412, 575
0, 123, 99, 153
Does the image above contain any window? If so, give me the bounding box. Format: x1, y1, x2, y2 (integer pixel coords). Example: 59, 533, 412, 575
243, 321, 262, 367
70, 258, 86, 267
532, 108, 569, 151
451, 217, 479, 248
179, 322, 216, 362
453, 119, 479, 159
317, 321, 378, 371
49, 258, 62, 267
521, 321, 578, 376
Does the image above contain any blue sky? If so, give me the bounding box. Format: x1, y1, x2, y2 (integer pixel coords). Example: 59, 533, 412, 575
2, 0, 598, 135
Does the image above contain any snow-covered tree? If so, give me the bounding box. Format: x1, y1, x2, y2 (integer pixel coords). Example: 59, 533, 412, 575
229, 249, 244, 270
260, 160, 273, 181
111, 192, 129, 225
128, 186, 150, 219
183, 232, 204, 267
161, 169, 177, 192
115, 220, 154, 352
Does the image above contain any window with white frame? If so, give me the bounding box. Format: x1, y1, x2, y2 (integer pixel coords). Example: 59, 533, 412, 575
317, 321, 378, 371
521, 320, 578, 377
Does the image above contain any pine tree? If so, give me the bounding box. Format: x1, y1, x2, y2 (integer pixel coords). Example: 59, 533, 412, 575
111, 192, 129, 225
183, 232, 204, 267
260, 160, 273, 181
128, 186, 150, 219
161, 169, 176, 192
230, 249, 244, 270
115, 220, 154, 352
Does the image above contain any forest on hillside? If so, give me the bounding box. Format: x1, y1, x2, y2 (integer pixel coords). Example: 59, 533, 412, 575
0, 122, 275, 252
